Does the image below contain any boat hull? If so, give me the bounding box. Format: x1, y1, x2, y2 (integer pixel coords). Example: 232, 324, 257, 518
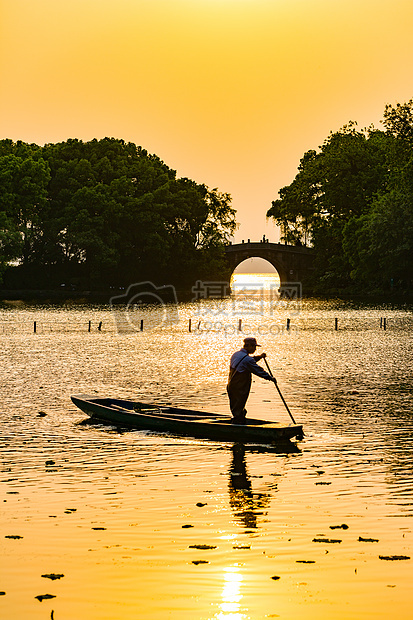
71, 395, 303, 443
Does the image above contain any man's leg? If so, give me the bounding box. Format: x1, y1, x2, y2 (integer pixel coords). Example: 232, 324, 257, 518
227, 388, 247, 421
227, 371, 252, 423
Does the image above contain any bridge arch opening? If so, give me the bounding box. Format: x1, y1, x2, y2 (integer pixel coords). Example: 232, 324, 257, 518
230, 257, 280, 291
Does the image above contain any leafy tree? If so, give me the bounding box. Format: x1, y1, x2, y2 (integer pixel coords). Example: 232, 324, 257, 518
267, 149, 320, 246
0, 137, 237, 289
267, 113, 411, 294
0, 153, 50, 265
343, 189, 413, 291
383, 99, 413, 143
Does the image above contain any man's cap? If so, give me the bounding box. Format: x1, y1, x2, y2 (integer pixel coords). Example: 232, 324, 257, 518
243, 337, 261, 347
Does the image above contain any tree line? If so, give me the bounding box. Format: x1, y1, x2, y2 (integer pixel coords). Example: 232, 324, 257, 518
267, 100, 413, 295
0, 137, 236, 291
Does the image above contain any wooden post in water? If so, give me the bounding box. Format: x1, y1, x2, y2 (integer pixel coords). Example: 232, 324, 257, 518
88, 320, 91, 332
197, 321, 201, 330
140, 319, 144, 331
383, 317, 387, 331
238, 319, 242, 331
189, 318, 192, 332
286, 318, 290, 331
335, 318, 338, 331
98, 321, 102, 331
380, 317, 383, 329
34, 321, 37, 334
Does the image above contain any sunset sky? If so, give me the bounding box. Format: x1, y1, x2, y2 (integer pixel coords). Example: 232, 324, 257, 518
1, 0, 413, 243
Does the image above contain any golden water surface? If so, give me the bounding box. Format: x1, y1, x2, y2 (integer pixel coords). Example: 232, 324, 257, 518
0, 293, 412, 619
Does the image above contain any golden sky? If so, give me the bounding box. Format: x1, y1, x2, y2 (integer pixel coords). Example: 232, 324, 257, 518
1, 0, 413, 242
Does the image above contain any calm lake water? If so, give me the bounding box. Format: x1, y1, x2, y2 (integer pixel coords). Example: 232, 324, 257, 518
0, 291, 412, 619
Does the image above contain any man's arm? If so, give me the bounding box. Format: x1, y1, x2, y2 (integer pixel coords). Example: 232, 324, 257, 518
253, 352, 267, 362
245, 355, 275, 381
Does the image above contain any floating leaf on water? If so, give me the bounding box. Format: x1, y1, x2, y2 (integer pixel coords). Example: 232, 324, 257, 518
192, 560, 209, 565
233, 545, 251, 550
296, 560, 316, 563
35, 594, 56, 602
0, 592, 5, 596
359, 537, 379, 543
92, 527, 106, 530
379, 555, 410, 561
182, 524, 194, 528
196, 502, 207, 507
189, 544, 216, 550
45, 460, 55, 466
41, 574, 64, 580
5, 535, 23, 539
313, 538, 342, 544
271, 575, 281, 580
330, 524, 349, 530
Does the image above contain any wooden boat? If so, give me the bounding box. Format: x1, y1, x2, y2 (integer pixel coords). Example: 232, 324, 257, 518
71, 395, 304, 443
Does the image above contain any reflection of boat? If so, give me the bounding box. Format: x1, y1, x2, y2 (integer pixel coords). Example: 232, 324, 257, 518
240, 442, 301, 454
71, 395, 303, 443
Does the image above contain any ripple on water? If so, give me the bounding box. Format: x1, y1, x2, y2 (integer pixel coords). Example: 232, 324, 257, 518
0, 300, 412, 619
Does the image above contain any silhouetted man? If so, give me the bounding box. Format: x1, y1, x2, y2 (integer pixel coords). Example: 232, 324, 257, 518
227, 337, 276, 424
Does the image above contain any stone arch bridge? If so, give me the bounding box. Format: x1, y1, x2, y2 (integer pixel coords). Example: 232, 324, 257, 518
225, 241, 314, 292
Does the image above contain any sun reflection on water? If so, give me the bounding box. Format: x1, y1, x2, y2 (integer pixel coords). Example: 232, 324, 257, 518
215, 566, 246, 620
230, 272, 280, 292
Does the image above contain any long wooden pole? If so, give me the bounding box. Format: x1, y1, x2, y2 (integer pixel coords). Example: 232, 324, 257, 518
264, 358, 297, 425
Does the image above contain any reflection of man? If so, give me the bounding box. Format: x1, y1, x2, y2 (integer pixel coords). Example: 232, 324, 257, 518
227, 337, 276, 424
229, 444, 271, 530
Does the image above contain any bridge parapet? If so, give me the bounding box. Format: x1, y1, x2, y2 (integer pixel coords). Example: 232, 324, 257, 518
226, 241, 313, 254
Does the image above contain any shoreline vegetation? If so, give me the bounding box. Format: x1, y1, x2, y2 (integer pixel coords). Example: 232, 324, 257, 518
0, 137, 235, 293
266, 100, 413, 297
1, 289, 412, 307
1, 99, 412, 299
